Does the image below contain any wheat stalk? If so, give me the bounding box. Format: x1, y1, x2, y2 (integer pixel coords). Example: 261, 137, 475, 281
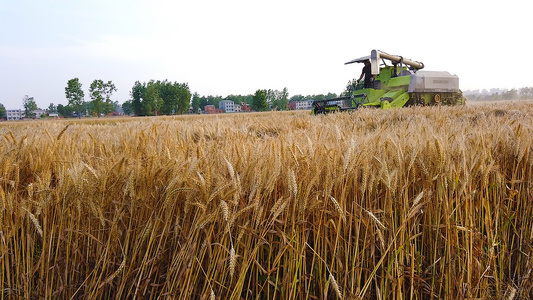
329, 272, 343, 299
23, 207, 43, 238
229, 246, 236, 277
288, 168, 298, 197
330, 196, 345, 221
3, 104, 533, 298
220, 200, 229, 222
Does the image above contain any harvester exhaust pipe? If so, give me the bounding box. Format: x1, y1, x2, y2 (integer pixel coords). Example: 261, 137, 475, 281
370, 50, 424, 75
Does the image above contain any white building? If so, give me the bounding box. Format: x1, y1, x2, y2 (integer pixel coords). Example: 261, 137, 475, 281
296, 100, 313, 110
33, 109, 46, 119
6, 109, 22, 120
219, 100, 236, 113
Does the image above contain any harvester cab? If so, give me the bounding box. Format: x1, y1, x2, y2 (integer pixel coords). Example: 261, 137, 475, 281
312, 49, 466, 114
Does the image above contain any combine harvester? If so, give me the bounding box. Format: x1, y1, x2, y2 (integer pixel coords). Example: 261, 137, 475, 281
312, 49, 466, 114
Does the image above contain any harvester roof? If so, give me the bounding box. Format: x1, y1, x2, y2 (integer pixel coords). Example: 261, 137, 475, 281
345, 56, 370, 65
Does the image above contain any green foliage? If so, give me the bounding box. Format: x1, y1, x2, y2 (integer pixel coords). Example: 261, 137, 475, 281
0, 103, 5, 119
47, 103, 57, 114
89, 80, 116, 117
226, 94, 253, 105
144, 80, 164, 115
191, 92, 201, 112
204, 95, 223, 109
466, 87, 533, 101
289, 94, 305, 102
252, 89, 268, 111
192, 94, 254, 113
289, 93, 338, 104
89, 80, 105, 117
326, 92, 338, 99
159, 80, 191, 115
57, 104, 74, 117
267, 87, 289, 110
342, 79, 358, 96
129, 80, 191, 116
65, 78, 85, 118
130, 81, 146, 116
519, 87, 533, 99
103, 81, 117, 113
121, 100, 134, 115
22, 95, 37, 119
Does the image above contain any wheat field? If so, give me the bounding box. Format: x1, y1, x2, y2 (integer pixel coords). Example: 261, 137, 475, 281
1, 103, 532, 299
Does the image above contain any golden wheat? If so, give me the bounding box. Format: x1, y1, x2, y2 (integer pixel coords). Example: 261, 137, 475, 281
1, 103, 532, 299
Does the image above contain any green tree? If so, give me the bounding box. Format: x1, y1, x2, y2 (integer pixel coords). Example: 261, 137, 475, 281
122, 100, 134, 115
65, 78, 85, 118
57, 104, 65, 117
252, 89, 268, 111
502, 89, 518, 100
269, 87, 289, 110
129, 80, 191, 116
289, 94, 305, 102
23, 95, 37, 119
0, 103, 5, 119
102, 81, 117, 115
280, 87, 289, 109
47, 103, 57, 114
191, 92, 201, 112
326, 92, 338, 99
130, 81, 146, 116
89, 80, 105, 117
519, 87, 532, 99
174, 82, 191, 114
89, 80, 116, 117
198, 95, 211, 110
226, 94, 253, 106
306, 94, 326, 101
144, 80, 164, 115
210, 95, 223, 109
57, 104, 74, 117
111, 100, 120, 113
158, 80, 191, 115
343, 79, 359, 96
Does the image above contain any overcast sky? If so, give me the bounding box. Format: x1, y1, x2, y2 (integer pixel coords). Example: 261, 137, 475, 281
1, 0, 531, 109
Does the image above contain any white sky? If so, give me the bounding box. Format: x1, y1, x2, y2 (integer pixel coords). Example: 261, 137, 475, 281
0, 0, 531, 109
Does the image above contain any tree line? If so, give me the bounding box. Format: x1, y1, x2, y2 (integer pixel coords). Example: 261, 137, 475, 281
58, 78, 191, 118
122, 80, 191, 116
191, 88, 339, 112
466, 87, 533, 101
1, 78, 343, 119
64, 78, 118, 118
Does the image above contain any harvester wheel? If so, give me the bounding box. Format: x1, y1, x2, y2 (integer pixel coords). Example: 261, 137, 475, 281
434, 94, 441, 103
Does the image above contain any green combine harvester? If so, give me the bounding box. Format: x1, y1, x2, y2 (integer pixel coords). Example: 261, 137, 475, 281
312, 49, 466, 114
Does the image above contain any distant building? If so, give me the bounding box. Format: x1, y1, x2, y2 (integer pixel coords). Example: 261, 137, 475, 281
289, 100, 313, 110
33, 109, 46, 119
241, 103, 251, 112
6, 109, 22, 120
204, 105, 216, 114
204, 105, 224, 114
219, 100, 235, 113
288, 102, 296, 110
